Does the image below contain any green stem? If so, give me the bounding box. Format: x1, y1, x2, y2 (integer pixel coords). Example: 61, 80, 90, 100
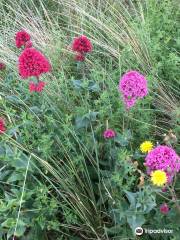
167, 186, 180, 214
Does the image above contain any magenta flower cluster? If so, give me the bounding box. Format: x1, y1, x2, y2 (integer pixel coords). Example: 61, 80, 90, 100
103, 129, 116, 139
145, 145, 180, 182
160, 203, 169, 214
119, 70, 148, 109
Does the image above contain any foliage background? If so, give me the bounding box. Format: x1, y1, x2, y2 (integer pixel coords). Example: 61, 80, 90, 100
0, 0, 179, 239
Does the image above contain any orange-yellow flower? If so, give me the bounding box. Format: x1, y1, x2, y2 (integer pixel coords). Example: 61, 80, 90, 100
151, 170, 167, 186
140, 141, 153, 153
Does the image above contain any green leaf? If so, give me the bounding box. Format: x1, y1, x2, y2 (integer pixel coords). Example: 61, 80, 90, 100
115, 134, 128, 146
143, 195, 156, 213
124, 190, 137, 208
105, 225, 122, 235
6, 152, 33, 172
0, 170, 11, 181
75, 111, 99, 129
127, 214, 145, 233
72, 80, 100, 92
5, 73, 14, 83
8, 154, 29, 169
7, 173, 24, 182
72, 80, 83, 90
14, 221, 26, 237
29, 106, 43, 114
5, 145, 14, 157
1, 218, 16, 228
75, 116, 89, 129
87, 81, 100, 92
114, 130, 132, 147
7, 126, 20, 136
110, 209, 126, 225
5, 220, 26, 238
0, 145, 6, 155
5, 95, 23, 105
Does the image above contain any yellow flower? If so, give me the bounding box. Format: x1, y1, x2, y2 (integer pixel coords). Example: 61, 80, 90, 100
140, 141, 153, 153
151, 170, 167, 186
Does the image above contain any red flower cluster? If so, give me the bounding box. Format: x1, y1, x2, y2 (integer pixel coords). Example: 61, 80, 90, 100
72, 35, 92, 61
0, 118, 6, 134
29, 81, 46, 92
15, 30, 31, 48
18, 48, 51, 79
0, 62, 6, 70
75, 53, 85, 62
72, 35, 92, 53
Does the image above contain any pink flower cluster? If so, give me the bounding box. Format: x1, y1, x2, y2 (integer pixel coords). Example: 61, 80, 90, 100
145, 145, 180, 182
18, 48, 51, 79
103, 129, 116, 139
15, 30, 31, 48
119, 71, 148, 109
75, 53, 85, 62
0, 62, 6, 70
29, 81, 46, 92
0, 118, 6, 134
72, 35, 92, 62
160, 203, 169, 214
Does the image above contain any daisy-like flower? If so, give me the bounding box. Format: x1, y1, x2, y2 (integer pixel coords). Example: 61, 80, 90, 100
145, 145, 180, 183
15, 30, 31, 48
160, 203, 169, 214
0, 118, 6, 134
103, 129, 116, 139
151, 170, 167, 186
140, 141, 153, 153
